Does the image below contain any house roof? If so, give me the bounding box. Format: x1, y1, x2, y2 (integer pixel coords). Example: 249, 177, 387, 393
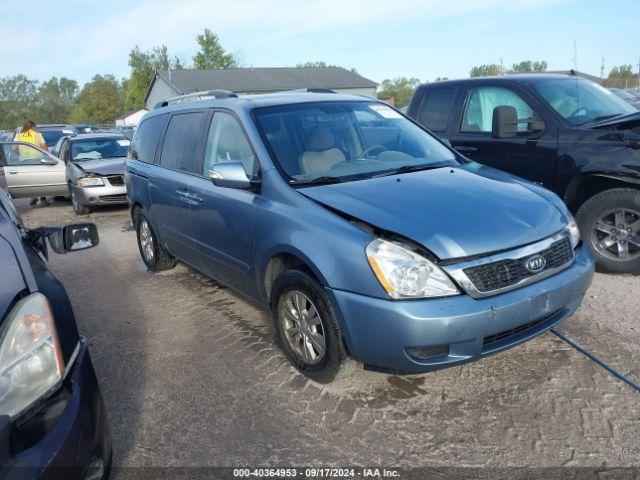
146, 67, 378, 102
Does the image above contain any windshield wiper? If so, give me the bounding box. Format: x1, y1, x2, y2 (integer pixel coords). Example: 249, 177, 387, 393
579, 113, 624, 125
290, 176, 345, 186
370, 162, 454, 178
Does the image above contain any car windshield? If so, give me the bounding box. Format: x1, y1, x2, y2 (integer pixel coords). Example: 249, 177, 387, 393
254, 101, 458, 184
534, 78, 637, 126
70, 138, 130, 161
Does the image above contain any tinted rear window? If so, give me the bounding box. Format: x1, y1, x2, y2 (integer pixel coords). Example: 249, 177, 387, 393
417, 88, 456, 132
131, 115, 166, 163
159, 112, 206, 172
40, 130, 66, 146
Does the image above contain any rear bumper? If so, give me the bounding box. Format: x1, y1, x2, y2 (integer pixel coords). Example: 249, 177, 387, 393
71, 183, 127, 206
1, 340, 111, 480
328, 244, 595, 373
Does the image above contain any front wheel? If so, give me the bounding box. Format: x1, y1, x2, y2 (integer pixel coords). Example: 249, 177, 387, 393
575, 188, 640, 274
135, 211, 177, 271
71, 190, 90, 215
271, 270, 348, 383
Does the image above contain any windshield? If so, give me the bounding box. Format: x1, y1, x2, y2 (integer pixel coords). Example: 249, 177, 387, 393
254, 101, 458, 184
534, 78, 637, 125
70, 138, 130, 161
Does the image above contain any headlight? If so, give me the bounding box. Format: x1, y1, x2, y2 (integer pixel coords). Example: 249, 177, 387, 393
77, 177, 104, 187
566, 219, 581, 249
0, 293, 64, 418
366, 238, 459, 299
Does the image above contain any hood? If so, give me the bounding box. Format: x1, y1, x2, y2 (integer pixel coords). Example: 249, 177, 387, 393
0, 234, 27, 323
299, 165, 567, 260
591, 111, 640, 130
75, 157, 126, 176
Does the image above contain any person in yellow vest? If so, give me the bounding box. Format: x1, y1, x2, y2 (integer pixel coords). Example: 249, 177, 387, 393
13, 121, 49, 206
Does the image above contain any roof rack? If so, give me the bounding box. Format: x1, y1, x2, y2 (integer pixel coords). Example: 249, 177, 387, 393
154, 89, 237, 109
291, 88, 337, 94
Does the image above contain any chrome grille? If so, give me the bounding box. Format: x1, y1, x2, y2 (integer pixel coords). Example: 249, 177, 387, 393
442, 232, 575, 298
463, 238, 573, 293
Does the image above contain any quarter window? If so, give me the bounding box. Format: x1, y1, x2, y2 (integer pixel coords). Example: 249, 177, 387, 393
159, 112, 206, 173
417, 88, 456, 132
131, 114, 167, 164
203, 112, 257, 177
462, 87, 534, 133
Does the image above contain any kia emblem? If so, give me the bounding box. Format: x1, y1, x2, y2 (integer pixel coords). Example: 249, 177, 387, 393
525, 254, 547, 273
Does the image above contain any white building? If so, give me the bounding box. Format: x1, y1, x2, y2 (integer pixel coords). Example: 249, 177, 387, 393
144, 67, 378, 110
115, 109, 148, 126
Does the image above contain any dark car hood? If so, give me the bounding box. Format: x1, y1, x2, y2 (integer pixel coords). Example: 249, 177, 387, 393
591, 111, 640, 130
75, 157, 126, 176
299, 165, 567, 260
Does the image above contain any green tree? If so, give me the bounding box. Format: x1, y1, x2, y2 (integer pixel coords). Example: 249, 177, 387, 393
296, 61, 359, 74
192, 28, 237, 69
604, 65, 638, 89
124, 45, 173, 111
0, 74, 39, 129
469, 64, 502, 77
37, 77, 78, 123
377, 77, 420, 108
510, 60, 548, 73
70, 74, 123, 124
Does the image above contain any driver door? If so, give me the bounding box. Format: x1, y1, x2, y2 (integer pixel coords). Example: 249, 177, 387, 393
0, 143, 67, 198
449, 84, 558, 190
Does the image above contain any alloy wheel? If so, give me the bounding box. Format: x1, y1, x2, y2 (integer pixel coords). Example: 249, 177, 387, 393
590, 208, 640, 262
139, 219, 155, 263
279, 291, 326, 365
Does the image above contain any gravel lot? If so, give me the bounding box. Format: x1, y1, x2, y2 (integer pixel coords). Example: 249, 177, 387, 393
15, 199, 640, 471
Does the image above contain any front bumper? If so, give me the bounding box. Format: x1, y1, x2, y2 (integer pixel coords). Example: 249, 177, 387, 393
1, 340, 112, 480
71, 182, 127, 206
328, 244, 594, 373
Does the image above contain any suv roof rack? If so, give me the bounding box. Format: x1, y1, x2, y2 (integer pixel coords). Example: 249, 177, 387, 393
154, 89, 238, 109
291, 88, 337, 94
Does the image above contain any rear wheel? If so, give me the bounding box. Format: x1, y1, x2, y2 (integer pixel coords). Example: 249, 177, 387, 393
136, 211, 176, 271
576, 188, 640, 274
271, 269, 348, 383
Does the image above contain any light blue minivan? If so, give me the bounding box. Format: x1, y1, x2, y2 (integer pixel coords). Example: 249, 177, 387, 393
125, 91, 594, 382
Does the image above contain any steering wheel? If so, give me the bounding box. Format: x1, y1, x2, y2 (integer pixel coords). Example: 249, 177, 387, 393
360, 145, 387, 158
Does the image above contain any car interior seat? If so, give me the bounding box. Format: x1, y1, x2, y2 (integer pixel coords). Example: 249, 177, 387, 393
299, 126, 346, 175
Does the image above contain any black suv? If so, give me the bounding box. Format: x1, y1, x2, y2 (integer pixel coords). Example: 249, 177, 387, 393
408, 73, 640, 273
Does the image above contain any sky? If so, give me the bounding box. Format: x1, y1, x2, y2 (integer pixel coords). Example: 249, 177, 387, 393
0, 0, 638, 87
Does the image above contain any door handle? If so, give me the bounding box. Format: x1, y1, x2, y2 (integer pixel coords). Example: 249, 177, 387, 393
7, 171, 18, 174
453, 146, 478, 153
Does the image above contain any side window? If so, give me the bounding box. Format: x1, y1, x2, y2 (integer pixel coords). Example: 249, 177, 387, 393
461, 87, 534, 133
417, 88, 456, 132
159, 112, 206, 173
131, 114, 167, 163
1, 144, 48, 166
203, 112, 257, 177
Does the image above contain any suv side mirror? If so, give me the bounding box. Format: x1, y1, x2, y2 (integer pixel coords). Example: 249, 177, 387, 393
48, 223, 99, 254
492, 106, 519, 138
492, 105, 546, 139
208, 162, 254, 189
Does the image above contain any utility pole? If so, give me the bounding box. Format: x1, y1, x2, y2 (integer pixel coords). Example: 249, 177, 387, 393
600, 57, 605, 79
637, 56, 640, 92
572, 40, 578, 72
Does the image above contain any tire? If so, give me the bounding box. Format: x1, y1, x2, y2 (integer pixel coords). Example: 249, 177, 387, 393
271, 269, 348, 383
71, 190, 90, 215
575, 188, 640, 274
135, 211, 177, 272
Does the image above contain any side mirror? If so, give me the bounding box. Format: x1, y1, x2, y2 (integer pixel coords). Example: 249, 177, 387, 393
48, 223, 99, 254
492, 106, 519, 138
208, 162, 254, 189
40, 157, 58, 166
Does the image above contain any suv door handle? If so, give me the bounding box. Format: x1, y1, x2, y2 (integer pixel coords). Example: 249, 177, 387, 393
453, 145, 478, 153
7, 170, 18, 174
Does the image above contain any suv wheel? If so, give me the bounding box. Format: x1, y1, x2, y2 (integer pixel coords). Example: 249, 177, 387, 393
576, 188, 640, 274
136, 212, 177, 271
71, 190, 90, 215
271, 270, 348, 383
